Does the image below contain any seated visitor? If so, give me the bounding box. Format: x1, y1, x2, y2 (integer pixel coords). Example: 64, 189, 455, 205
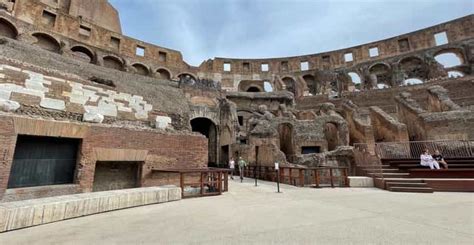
432, 150, 448, 169
420, 149, 440, 170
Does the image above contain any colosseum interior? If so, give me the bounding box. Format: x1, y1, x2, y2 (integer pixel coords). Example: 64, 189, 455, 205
0, 0, 472, 210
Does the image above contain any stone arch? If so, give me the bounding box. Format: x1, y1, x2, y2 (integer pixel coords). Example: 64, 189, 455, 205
70, 45, 95, 63
347, 72, 362, 91
247, 86, 262, 92
31, 32, 61, 53
281, 76, 296, 95
177, 73, 198, 83
131, 63, 150, 76
399, 56, 428, 80
156, 67, 172, 80
238, 80, 265, 92
433, 48, 465, 68
102, 55, 124, 70
369, 62, 391, 88
302, 74, 318, 95
190, 117, 218, 166
0, 18, 18, 39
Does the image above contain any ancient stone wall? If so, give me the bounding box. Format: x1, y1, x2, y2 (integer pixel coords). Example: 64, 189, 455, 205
369, 106, 409, 142
0, 115, 207, 201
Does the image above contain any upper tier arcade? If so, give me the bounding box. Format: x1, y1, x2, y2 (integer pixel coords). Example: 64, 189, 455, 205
0, 0, 472, 98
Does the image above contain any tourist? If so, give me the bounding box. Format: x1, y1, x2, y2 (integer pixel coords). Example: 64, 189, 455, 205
432, 150, 448, 169
238, 157, 248, 181
420, 149, 440, 170
229, 157, 235, 179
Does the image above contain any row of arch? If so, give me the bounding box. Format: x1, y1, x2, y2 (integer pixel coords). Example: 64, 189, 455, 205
0, 18, 200, 82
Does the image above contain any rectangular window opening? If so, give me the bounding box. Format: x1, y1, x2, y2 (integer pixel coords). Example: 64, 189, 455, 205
300, 61, 309, 71
79, 25, 91, 37
243, 62, 250, 72
261, 63, 269, 72
223, 62, 231, 72
158, 51, 167, 62
281, 61, 289, 72
369, 47, 379, 57
110, 36, 121, 50
322, 55, 330, 63
41, 10, 56, 27
344, 53, 353, 62
238, 116, 244, 126
136, 45, 145, 56
434, 31, 448, 46
398, 38, 410, 52
301, 146, 321, 154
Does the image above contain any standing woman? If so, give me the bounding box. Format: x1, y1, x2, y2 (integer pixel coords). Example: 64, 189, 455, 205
229, 157, 235, 179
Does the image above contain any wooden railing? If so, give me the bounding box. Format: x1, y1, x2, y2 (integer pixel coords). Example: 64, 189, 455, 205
242, 165, 349, 188
152, 168, 231, 198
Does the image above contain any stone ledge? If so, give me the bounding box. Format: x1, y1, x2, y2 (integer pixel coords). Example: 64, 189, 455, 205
0, 186, 181, 233
348, 176, 374, 187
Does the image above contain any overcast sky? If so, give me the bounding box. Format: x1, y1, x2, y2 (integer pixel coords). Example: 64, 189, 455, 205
109, 0, 473, 66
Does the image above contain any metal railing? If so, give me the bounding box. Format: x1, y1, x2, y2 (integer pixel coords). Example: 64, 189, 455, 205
374, 140, 474, 159
242, 165, 349, 188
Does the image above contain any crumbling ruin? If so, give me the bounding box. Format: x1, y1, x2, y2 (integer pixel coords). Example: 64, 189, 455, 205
0, 0, 473, 202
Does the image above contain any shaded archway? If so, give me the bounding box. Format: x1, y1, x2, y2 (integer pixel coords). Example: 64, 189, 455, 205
103, 56, 123, 70
278, 123, 294, 162
399, 56, 427, 80
191, 117, 217, 166
247, 86, 261, 92
32, 32, 60, 53
178, 73, 197, 84
71, 45, 94, 63
0, 18, 18, 39
302, 74, 318, 95
324, 122, 340, 151
132, 63, 149, 76
282, 77, 296, 95
156, 68, 171, 80
369, 63, 391, 87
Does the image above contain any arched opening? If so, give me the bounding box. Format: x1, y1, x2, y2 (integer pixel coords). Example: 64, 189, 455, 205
178, 73, 197, 84
403, 78, 424, 86
71, 46, 94, 63
278, 123, 294, 162
302, 74, 317, 95
103, 56, 123, 70
32, 33, 60, 53
324, 122, 340, 151
191, 118, 217, 167
156, 68, 171, 80
369, 63, 391, 87
282, 77, 296, 95
329, 81, 339, 98
399, 56, 427, 80
263, 81, 273, 92
448, 71, 464, 78
246, 86, 261, 92
348, 72, 361, 91
132, 63, 149, 76
434, 52, 463, 68
0, 18, 18, 39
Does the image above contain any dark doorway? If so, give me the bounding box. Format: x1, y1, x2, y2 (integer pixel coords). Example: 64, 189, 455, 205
324, 123, 340, 151
191, 117, 217, 167
278, 123, 294, 161
247, 86, 261, 92
8, 135, 79, 188
92, 161, 140, 192
301, 146, 321, 154
220, 145, 229, 166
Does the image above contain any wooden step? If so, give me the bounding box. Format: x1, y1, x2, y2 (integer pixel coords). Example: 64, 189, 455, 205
382, 178, 423, 183
369, 173, 409, 178
386, 182, 429, 188
388, 186, 434, 193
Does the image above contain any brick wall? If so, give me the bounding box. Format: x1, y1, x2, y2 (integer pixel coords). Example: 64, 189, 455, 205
0, 114, 207, 201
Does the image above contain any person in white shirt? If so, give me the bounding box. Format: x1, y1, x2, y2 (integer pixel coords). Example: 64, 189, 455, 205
420, 149, 440, 170
228, 158, 235, 179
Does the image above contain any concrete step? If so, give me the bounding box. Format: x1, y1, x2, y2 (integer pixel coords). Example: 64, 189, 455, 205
388, 186, 434, 193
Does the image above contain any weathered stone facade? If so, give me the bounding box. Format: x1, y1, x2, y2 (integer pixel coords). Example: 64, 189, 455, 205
0, 1, 473, 201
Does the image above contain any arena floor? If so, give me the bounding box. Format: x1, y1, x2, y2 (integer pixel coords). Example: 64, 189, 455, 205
0, 179, 473, 245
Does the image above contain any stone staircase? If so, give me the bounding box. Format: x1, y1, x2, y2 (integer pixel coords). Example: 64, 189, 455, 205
360, 165, 434, 193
